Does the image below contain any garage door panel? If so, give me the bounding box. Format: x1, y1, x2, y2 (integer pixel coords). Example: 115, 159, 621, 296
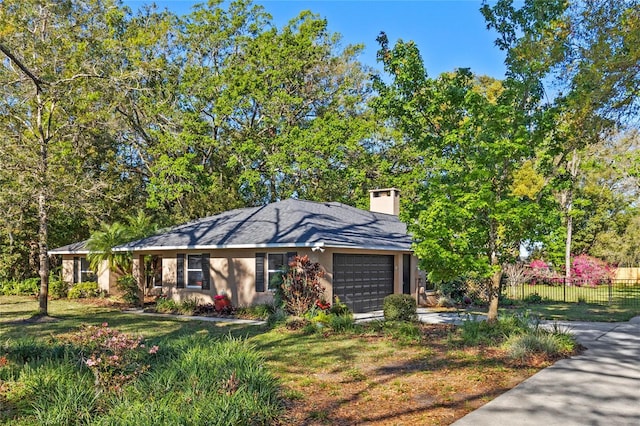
333, 254, 394, 313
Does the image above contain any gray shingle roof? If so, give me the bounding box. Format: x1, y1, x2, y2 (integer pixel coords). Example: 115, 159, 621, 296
116, 198, 412, 252
48, 240, 89, 255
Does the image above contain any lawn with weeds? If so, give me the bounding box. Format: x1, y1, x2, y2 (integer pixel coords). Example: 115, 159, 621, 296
1, 296, 580, 425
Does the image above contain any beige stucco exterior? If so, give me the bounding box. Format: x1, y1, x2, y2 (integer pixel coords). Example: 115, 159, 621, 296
60, 255, 116, 293
127, 247, 419, 309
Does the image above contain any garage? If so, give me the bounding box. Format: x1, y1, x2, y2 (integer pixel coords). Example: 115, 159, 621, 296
332, 254, 395, 313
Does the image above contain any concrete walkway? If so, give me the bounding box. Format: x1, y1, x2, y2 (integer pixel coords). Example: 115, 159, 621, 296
453, 316, 640, 426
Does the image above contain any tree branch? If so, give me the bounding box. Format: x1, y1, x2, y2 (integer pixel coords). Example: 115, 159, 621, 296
0, 42, 47, 90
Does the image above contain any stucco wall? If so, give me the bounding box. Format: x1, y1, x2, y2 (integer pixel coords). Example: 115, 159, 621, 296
137, 247, 417, 309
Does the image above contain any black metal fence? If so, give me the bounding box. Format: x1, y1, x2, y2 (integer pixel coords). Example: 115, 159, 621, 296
503, 279, 640, 309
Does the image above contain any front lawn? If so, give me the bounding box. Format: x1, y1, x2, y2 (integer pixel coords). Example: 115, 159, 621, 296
1, 296, 575, 425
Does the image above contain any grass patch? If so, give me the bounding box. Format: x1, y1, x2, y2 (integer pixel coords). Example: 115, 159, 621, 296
0, 296, 582, 425
504, 302, 640, 322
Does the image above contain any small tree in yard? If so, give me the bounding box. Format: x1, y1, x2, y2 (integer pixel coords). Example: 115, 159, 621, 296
571, 254, 615, 286
279, 255, 325, 316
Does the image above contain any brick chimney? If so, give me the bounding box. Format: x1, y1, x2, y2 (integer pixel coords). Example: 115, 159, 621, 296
369, 188, 400, 216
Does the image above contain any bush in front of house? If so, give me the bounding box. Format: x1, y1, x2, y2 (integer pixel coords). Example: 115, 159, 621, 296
278, 255, 325, 316
383, 294, 417, 322
67, 282, 101, 299
49, 278, 68, 299
116, 274, 140, 305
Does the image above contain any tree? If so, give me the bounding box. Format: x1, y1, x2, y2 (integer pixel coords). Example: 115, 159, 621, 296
0, 0, 129, 314
373, 34, 547, 321
482, 0, 640, 279
115, 1, 377, 222
86, 211, 158, 275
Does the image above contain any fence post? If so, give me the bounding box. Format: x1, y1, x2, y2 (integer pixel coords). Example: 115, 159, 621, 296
563, 278, 566, 303
608, 280, 613, 306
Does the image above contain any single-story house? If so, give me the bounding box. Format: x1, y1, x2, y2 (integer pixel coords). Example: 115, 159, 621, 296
50, 188, 420, 313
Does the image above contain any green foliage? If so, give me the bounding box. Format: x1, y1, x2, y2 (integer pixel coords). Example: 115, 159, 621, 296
155, 297, 180, 314
0, 324, 282, 425
67, 282, 101, 299
459, 313, 532, 346
329, 296, 351, 316
366, 320, 422, 344
235, 303, 275, 320
504, 328, 576, 360
178, 297, 200, 316
523, 293, 544, 304
437, 278, 468, 303
0, 278, 39, 296
116, 274, 140, 305
49, 279, 68, 300
383, 294, 417, 322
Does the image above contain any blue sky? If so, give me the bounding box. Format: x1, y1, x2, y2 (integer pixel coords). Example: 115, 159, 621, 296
124, 0, 506, 78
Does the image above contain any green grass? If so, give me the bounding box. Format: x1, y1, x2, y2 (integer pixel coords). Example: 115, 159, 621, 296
506, 302, 640, 322
0, 296, 280, 425
508, 283, 640, 305
499, 283, 640, 322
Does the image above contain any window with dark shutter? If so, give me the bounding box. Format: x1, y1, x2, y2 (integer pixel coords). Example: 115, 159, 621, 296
176, 254, 185, 288
255, 253, 265, 292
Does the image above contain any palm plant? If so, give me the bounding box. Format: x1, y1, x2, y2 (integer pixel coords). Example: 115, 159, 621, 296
86, 221, 134, 275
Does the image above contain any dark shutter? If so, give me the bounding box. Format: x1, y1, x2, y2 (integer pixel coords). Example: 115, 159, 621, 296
176, 254, 185, 288
73, 257, 80, 284
255, 253, 265, 292
201, 253, 211, 290
403, 254, 411, 294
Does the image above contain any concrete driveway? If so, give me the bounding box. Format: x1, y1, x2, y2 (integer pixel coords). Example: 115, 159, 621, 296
453, 317, 640, 426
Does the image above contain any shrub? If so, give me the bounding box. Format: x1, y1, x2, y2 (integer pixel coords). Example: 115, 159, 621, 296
66, 322, 159, 392
438, 278, 468, 303
0, 278, 40, 296
235, 303, 274, 320
49, 279, 68, 299
504, 328, 576, 360
67, 282, 101, 299
329, 313, 359, 333
155, 296, 179, 314
383, 294, 417, 322
523, 292, 543, 304
571, 254, 615, 286
279, 255, 325, 316
179, 297, 199, 315
329, 296, 350, 316
116, 274, 140, 305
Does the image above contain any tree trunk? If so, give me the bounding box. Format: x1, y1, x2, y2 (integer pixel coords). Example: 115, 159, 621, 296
487, 220, 501, 322
36, 91, 49, 315
37, 189, 49, 315
564, 148, 580, 283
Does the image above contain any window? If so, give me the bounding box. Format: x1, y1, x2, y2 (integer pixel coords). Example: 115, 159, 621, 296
74, 257, 96, 283
267, 253, 287, 291
255, 252, 295, 293
176, 253, 210, 290
187, 254, 204, 287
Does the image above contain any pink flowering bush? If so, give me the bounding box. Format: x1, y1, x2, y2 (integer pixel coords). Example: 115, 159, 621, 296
570, 255, 615, 286
68, 323, 159, 392
526, 259, 562, 284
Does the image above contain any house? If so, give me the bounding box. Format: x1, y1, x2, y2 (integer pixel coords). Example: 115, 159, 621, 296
49, 240, 116, 293
50, 189, 419, 313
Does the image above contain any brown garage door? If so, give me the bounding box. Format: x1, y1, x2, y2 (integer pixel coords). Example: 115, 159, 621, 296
333, 254, 394, 313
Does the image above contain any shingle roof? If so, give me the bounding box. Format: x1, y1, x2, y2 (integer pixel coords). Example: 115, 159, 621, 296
115, 198, 412, 252
48, 240, 89, 255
